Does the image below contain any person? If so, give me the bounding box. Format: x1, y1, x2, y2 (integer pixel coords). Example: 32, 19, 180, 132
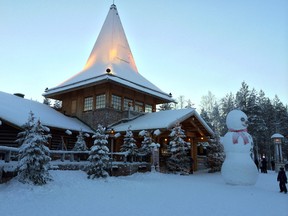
277, 167, 287, 194
261, 158, 267, 173
271, 160, 275, 171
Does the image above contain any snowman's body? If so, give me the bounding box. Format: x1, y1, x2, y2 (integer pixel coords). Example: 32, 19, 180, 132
221, 110, 258, 185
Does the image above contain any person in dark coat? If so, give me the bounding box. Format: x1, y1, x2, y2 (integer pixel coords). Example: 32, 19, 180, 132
261, 158, 267, 173
277, 167, 287, 193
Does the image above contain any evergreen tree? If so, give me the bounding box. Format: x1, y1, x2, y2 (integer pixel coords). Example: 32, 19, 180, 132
139, 130, 153, 155
43, 98, 51, 106
235, 81, 250, 112
87, 124, 110, 179
53, 100, 62, 109
158, 103, 174, 111
121, 126, 138, 162
17, 111, 35, 146
17, 112, 52, 185
206, 136, 225, 173
167, 123, 191, 174
185, 99, 194, 108
73, 130, 88, 151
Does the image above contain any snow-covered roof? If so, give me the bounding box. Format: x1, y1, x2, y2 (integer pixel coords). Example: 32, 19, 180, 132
43, 4, 172, 102
110, 108, 214, 136
271, 133, 284, 139
0, 91, 94, 133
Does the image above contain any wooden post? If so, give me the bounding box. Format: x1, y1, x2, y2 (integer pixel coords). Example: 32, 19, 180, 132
4, 150, 11, 163
70, 153, 74, 162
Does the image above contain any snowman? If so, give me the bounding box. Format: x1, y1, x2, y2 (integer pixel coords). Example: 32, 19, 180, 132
221, 109, 258, 185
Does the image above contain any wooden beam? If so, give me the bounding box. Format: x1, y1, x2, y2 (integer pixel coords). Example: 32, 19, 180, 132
189, 119, 205, 137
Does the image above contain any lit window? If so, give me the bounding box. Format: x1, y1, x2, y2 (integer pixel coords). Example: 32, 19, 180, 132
96, 94, 106, 109
135, 101, 143, 112
111, 95, 122, 110
145, 104, 152, 113
84, 97, 93, 111
124, 98, 133, 110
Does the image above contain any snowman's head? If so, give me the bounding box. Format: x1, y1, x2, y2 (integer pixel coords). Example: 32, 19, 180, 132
226, 109, 248, 131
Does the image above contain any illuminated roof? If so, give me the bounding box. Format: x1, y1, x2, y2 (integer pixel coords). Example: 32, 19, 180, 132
44, 4, 172, 102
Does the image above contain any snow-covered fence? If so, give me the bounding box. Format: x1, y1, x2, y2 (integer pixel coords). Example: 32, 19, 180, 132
49, 150, 89, 162
0, 146, 19, 162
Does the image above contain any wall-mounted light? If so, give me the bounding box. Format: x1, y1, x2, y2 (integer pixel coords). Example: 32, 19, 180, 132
106, 68, 111, 74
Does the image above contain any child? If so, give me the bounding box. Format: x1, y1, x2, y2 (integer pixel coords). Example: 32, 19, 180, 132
277, 167, 287, 193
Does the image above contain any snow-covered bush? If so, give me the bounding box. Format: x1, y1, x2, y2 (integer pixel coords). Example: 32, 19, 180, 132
120, 126, 138, 162
17, 111, 52, 185
86, 124, 110, 179
167, 123, 191, 174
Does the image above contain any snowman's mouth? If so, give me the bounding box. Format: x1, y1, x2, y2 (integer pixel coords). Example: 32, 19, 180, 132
242, 121, 248, 127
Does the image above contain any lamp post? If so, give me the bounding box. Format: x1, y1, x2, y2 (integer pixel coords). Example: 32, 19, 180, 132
271, 133, 284, 172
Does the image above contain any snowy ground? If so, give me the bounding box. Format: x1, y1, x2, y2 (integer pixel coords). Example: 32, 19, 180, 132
0, 170, 287, 216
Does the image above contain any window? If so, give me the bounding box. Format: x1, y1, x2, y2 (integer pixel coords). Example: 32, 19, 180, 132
135, 101, 143, 112
84, 97, 93, 111
71, 100, 77, 114
111, 95, 122, 110
96, 94, 106, 109
145, 104, 152, 113
124, 98, 133, 110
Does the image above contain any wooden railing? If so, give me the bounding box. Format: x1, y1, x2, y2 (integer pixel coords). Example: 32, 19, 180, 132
0, 146, 149, 164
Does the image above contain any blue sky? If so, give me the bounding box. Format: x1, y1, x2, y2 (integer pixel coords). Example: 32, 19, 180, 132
1, 0, 287, 109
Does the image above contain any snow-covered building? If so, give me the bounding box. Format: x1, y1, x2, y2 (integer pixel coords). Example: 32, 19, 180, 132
42, 3, 214, 171
43, 4, 173, 129
0, 4, 214, 172
0, 91, 94, 150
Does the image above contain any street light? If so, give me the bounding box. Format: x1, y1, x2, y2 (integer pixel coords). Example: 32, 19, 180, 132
271, 133, 284, 172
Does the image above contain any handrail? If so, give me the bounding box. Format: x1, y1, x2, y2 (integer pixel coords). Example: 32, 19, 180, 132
0, 147, 149, 163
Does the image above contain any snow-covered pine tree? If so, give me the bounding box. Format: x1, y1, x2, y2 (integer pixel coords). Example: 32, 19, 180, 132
73, 130, 88, 151
206, 136, 225, 173
158, 103, 174, 111
17, 112, 52, 185
17, 111, 35, 146
87, 124, 110, 179
73, 130, 88, 161
139, 130, 153, 155
120, 126, 138, 162
167, 123, 191, 174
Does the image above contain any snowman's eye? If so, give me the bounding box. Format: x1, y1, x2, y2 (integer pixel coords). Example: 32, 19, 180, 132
241, 117, 245, 122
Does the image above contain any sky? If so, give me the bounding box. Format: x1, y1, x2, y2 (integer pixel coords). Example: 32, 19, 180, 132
1, 0, 287, 109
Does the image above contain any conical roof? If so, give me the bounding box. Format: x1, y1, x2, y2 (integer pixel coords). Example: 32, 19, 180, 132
44, 4, 172, 102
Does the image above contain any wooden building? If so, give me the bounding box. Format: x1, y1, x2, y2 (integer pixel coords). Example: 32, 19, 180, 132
109, 109, 214, 171
0, 91, 94, 150
40, 4, 214, 171
0, 4, 214, 174
43, 4, 173, 129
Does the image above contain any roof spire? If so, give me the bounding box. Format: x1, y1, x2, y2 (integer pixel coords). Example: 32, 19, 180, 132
43, 3, 173, 102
